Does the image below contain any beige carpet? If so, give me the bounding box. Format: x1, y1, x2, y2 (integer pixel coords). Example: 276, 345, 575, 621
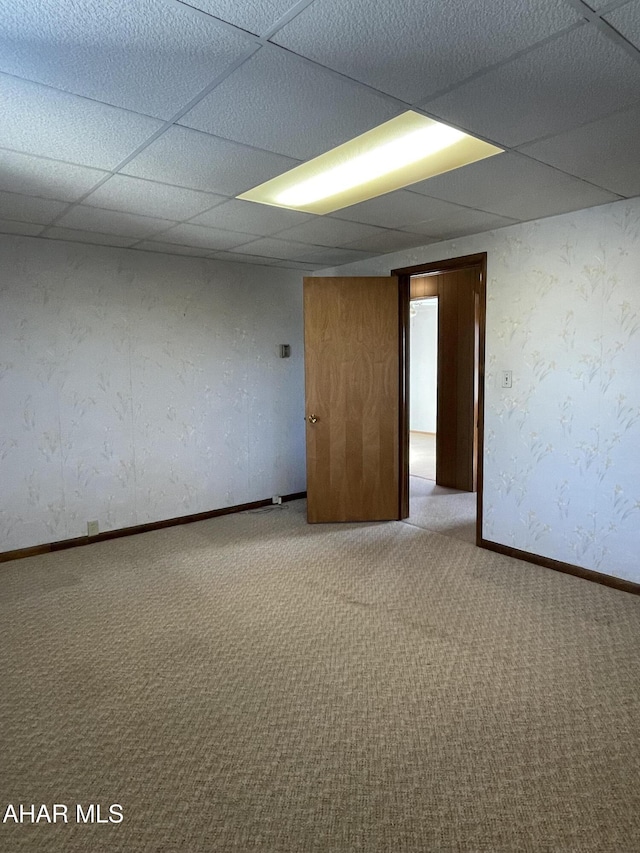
407, 476, 477, 544
1, 501, 640, 852
408, 431, 476, 545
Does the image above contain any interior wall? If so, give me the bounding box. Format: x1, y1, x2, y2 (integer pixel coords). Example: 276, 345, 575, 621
409, 300, 438, 433
318, 197, 640, 585
0, 235, 306, 552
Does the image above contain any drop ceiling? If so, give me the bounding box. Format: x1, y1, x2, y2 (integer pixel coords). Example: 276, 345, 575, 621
0, 0, 638, 270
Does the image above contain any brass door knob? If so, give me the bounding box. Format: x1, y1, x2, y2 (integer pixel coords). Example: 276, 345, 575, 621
307, 414, 318, 424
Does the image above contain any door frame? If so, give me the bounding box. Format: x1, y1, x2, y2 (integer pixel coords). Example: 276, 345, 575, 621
393, 252, 487, 545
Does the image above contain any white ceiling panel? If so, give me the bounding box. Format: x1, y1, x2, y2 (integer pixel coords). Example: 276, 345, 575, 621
209, 250, 280, 265
409, 152, 620, 220
228, 237, 314, 259
179, 47, 402, 159
405, 209, 519, 240
43, 227, 136, 247
158, 223, 258, 250
0, 149, 107, 201
424, 25, 640, 147
184, 0, 309, 37
270, 259, 328, 270
122, 126, 299, 196
83, 175, 226, 221
190, 198, 312, 234
272, 0, 580, 103
0, 190, 70, 224
0, 218, 44, 236
519, 103, 640, 197
134, 240, 216, 257
586, 0, 626, 9
334, 190, 470, 230
605, 1, 640, 48
275, 216, 387, 247
54, 205, 176, 238
0, 0, 256, 119
3, 0, 640, 267
343, 230, 438, 253
292, 246, 377, 265
0, 74, 162, 169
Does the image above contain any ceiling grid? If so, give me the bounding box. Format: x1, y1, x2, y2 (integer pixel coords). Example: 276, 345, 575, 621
0, 0, 638, 266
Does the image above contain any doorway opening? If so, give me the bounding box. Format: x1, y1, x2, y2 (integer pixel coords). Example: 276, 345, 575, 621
394, 253, 486, 546
409, 290, 438, 482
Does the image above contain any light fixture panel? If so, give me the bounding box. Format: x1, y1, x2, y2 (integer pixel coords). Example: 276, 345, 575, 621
237, 112, 503, 215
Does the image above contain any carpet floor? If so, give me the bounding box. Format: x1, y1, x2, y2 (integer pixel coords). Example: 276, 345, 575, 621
407, 476, 477, 545
1, 500, 639, 852
409, 432, 436, 482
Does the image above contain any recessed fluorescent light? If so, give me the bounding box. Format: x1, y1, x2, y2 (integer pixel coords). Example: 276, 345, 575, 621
237, 111, 503, 215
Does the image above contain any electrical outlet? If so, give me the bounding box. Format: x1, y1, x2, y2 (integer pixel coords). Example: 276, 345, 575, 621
501, 370, 512, 389
272, 495, 282, 505
87, 520, 99, 537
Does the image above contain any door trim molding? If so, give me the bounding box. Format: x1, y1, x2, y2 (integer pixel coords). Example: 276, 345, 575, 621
392, 253, 487, 542
393, 253, 640, 597
398, 271, 410, 518
394, 253, 487, 277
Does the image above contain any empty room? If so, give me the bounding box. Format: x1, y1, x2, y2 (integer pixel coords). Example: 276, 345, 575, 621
1, 1, 640, 851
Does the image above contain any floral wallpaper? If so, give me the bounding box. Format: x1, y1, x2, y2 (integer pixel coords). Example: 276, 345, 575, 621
3, 198, 640, 586
0, 237, 306, 552
320, 197, 640, 585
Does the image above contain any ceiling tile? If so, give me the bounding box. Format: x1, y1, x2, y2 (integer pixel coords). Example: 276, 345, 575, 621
158, 223, 257, 250
179, 47, 402, 159
604, 1, 640, 48
55, 205, 176, 238
0, 191, 70, 224
275, 216, 387, 247
210, 250, 280, 265
134, 241, 215, 257
0, 219, 44, 236
518, 103, 640, 197
292, 246, 378, 265
0, 74, 163, 169
83, 175, 226, 221
185, 0, 298, 36
269, 259, 327, 271
0, 0, 256, 119
424, 25, 640, 147
409, 152, 619, 220
190, 198, 312, 233
342, 230, 433, 253
2, 0, 638, 268
335, 190, 459, 229
273, 0, 580, 103
44, 227, 136, 247
405, 208, 518, 240
123, 125, 299, 196
228, 237, 312, 259
0, 149, 107, 201
586, 0, 622, 8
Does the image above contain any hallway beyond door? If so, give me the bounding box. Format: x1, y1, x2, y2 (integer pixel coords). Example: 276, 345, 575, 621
409, 431, 435, 481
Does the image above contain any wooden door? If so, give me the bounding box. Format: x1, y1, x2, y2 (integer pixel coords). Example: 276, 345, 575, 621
435, 267, 479, 491
304, 276, 402, 523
